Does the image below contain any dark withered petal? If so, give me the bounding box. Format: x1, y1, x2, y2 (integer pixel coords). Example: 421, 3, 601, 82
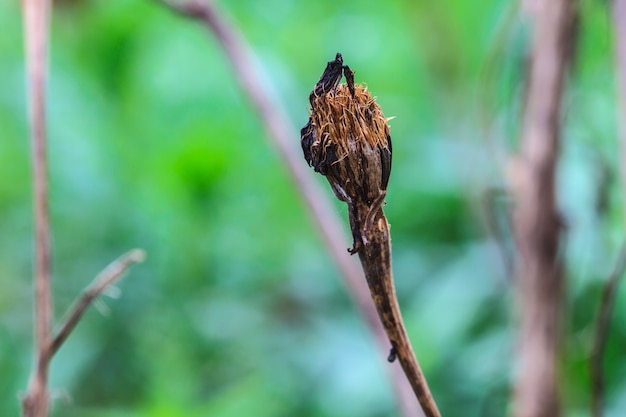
380, 135, 392, 190
300, 119, 315, 168
342, 65, 356, 97
310, 53, 344, 103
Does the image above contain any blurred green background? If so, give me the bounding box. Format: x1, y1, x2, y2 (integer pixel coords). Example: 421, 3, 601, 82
1, 0, 625, 416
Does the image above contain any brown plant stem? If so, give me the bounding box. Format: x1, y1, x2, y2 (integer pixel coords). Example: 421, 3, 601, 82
153, 2, 422, 416
508, 2, 575, 417
21, 0, 52, 416
357, 206, 441, 417
301, 53, 439, 416
151, 0, 376, 329
20, 3, 145, 416
590, 242, 626, 417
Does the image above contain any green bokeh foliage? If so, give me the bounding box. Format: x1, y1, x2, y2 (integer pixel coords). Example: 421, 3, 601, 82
1, 0, 625, 416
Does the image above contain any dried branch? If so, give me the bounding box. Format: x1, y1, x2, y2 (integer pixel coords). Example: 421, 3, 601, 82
508, 2, 576, 417
152, 0, 371, 323
21, 0, 52, 416
590, 241, 626, 417
22, 249, 145, 416
49, 249, 147, 358
20, 3, 145, 416
357, 212, 440, 416
152, 1, 423, 416
302, 53, 440, 416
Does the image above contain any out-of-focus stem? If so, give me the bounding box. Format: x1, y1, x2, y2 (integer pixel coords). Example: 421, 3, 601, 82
154, 2, 422, 415
21, 0, 52, 416
509, 2, 575, 417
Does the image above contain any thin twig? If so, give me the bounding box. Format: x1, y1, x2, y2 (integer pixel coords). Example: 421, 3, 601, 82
590, 241, 626, 417
49, 249, 147, 358
152, 1, 423, 416
21, 0, 52, 416
508, 2, 576, 417
20, 4, 145, 416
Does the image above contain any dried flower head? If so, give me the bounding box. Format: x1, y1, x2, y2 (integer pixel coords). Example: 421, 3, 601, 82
300, 56, 441, 417
301, 53, 392, 253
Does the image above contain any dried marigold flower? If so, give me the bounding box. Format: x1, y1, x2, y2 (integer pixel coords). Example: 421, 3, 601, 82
300, 55, 441, 417
301, 53, 392, 253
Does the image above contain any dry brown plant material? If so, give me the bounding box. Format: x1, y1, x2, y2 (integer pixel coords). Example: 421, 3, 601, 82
301, 53, 440, 417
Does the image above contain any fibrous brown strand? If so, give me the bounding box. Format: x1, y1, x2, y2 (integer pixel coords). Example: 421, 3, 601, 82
310, 84, 390, 161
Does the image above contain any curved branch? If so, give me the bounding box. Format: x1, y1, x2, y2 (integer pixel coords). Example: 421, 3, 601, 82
152, 1, 423, 415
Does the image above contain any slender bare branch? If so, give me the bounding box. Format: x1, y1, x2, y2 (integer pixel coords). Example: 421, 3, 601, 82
21, 0, 52, 416
152, 1, 423, 415
20, 4, 146, 416
49, 249, 147, 358
590, 241, 626, 417
508, 2, 576, 417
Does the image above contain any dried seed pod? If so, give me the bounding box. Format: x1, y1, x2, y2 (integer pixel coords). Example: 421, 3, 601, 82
301, 55, 441, 416
301, 53, 392, 253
